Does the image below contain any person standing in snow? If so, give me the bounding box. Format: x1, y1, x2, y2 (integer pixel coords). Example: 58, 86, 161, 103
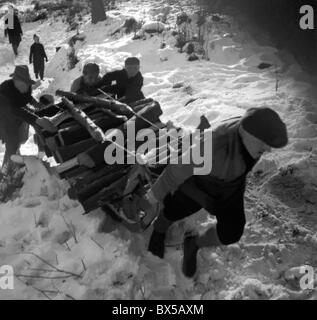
4, 6, 23, 57
0, 66, 57, 175
70, 63, 102, 96
99, 57, 145, 104
29, 34, 48, 81
143, 107, 288, 278
67, 38, 79, 71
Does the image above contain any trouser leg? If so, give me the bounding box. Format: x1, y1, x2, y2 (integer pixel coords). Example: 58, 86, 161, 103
152, 213, 174, 234
148, 190, 202, 258
154, 190, 202, 233
196, 189, 246, 248
2, 140, 20, 173
12, 43, 18, 56
34, 63, 39, 79
182, 186, 246, 277
39, 66, 44, 80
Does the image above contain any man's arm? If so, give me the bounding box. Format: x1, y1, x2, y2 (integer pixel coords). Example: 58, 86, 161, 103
1, 94, 57, 132
11, 105, 39, 125
42, 44, 48, 61
70, 77, 82, 93
99, 70, 119, 87
0, 94, 38, 125
29, 97, 43, 110
150, 128, 213, 202
151, 163, 194, 201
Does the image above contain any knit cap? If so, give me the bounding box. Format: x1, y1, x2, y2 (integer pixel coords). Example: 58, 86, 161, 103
240, 107, 288, 148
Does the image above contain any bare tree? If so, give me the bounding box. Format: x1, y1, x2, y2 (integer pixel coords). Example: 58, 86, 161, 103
91, 0, 106, 24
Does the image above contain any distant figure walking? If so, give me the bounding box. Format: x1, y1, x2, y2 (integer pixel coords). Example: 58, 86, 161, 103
29, 34, 48, 80
67, 38, 79, 70
4, 6, 23, 57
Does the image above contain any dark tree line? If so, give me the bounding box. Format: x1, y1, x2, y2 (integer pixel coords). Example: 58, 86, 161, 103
198, 0, 317, 74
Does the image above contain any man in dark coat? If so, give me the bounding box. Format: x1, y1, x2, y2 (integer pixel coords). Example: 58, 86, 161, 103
70, 63, 101, 96
4, 7, 23, 57
99, 57, 145, 104
29, 34, 48, 80
143, 107, 288, 278
0, 66, 57, 174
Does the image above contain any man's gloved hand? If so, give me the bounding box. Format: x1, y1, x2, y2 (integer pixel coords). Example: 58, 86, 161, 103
121, 189, 160, 227
36, 117, 57, 133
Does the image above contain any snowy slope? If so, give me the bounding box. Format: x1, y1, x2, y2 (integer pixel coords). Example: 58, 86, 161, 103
0, 0, 317, 300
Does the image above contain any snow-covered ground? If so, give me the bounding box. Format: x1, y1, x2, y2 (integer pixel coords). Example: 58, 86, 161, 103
0, 0, 317, 299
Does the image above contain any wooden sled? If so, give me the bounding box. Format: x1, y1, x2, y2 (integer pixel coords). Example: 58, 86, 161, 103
34, 91, 211, 231
33, 91, 168, 230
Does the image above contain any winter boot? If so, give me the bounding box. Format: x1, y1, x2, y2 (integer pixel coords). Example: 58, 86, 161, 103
148, 213, 174, 258
182, 232, 199, 278
148, 230, 166, 259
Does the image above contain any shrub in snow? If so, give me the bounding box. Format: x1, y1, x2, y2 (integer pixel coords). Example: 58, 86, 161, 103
123, 17, 138, 33
23, 9, 48, 23
184, 42, 195, 55
188, 53, 199, 62
160, 42, 166, 49
175, 34, 187, 49
176, 12, 191, 26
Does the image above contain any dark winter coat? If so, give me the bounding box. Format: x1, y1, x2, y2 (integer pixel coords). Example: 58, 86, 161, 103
29, 43, 48, 69
4, 14, 23, 45
100, 69, 145, 103
151, 117, 258, 212
0, 80, 38, 145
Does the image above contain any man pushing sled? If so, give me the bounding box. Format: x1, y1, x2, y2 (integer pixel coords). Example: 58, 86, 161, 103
141, 107, 288, 278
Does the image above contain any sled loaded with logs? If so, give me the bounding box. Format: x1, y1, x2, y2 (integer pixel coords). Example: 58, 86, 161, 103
32, 91, 170, 230
32, 91, 211, 231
